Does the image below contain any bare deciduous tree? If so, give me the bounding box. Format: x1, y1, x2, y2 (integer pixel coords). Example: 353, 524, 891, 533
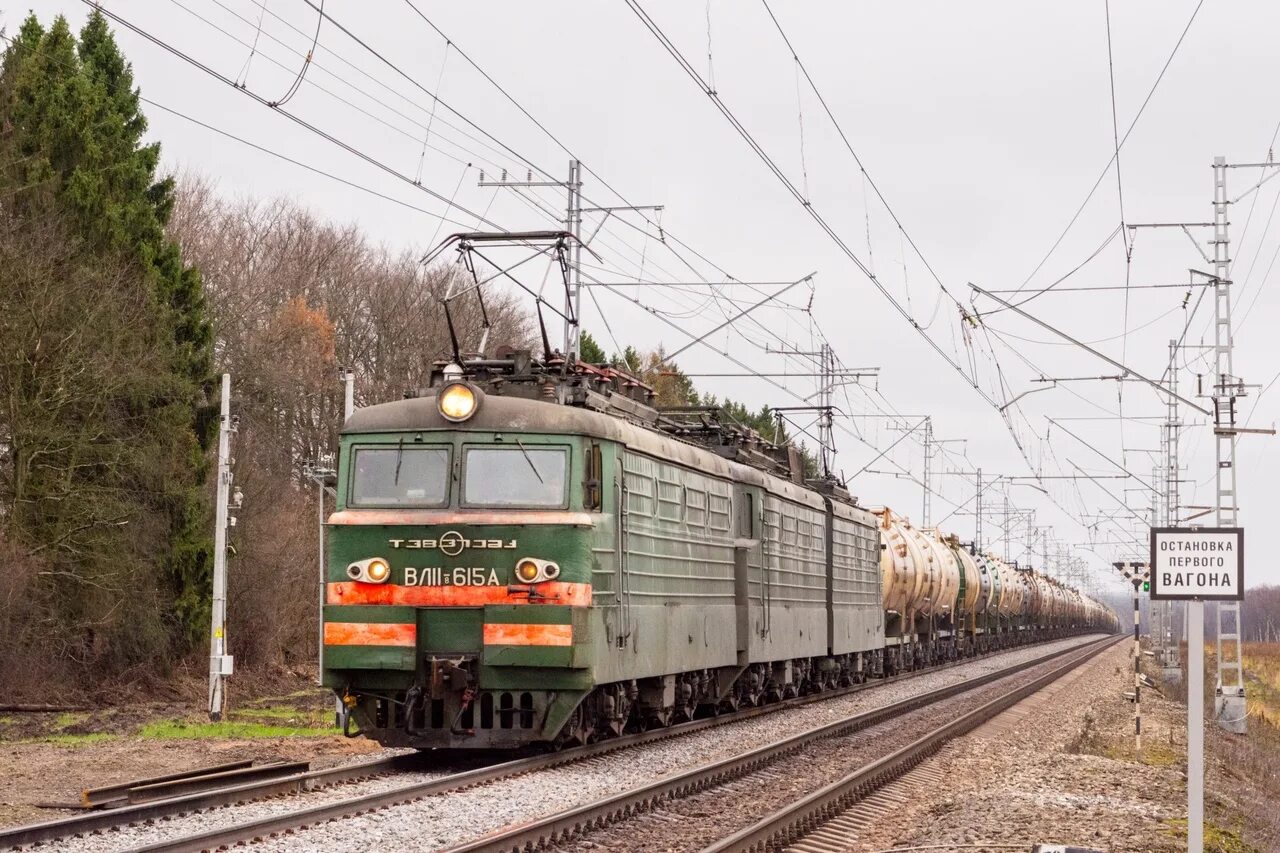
168, 179, 532, 667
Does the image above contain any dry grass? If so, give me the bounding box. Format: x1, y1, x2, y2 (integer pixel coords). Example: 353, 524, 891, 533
1242, 642, 1280, 728
1201, 642, 1280, 851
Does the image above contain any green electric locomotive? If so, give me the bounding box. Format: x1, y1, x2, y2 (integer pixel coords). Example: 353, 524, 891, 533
322, 354, 884, 750
321, 353, 1113, 750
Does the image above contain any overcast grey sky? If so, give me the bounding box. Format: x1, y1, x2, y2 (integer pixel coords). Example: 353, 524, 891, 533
12, 1, 1279, 593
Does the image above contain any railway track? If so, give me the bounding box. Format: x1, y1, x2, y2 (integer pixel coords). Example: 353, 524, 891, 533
703, 637, 1122, 853
0, 752, 430, 849
0, 634, 1106, 852
81, 635, 1110, 853
446, 634, 1121, 853
0, 651, 983, 852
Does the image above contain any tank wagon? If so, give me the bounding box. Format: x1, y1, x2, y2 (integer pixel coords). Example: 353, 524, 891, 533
322, 354, 1115, 750
877, 510, 1113, 668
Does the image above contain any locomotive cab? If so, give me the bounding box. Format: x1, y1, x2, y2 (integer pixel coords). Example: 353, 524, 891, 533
323, 381, 603, 749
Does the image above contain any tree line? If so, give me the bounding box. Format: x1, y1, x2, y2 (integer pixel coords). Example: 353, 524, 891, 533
0, 13, 212, 693
1245, 586, 1280, 644
0, 10, 793, 696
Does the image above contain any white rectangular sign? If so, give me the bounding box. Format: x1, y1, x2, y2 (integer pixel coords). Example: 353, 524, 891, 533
1149, 527, 1244, 601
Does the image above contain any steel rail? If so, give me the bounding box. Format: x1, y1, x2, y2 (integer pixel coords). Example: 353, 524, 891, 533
0, 652, 956, 851
441, 635, 1119, 853
0, 632, 1101, 851
0, 753, 427, 849
80, 760, 255, 808
703, 635, 1124, 853
129, 638, 1098, 853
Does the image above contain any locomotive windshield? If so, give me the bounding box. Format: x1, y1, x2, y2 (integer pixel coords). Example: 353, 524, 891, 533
350, 446, 449, 506
463, 445, 568, 507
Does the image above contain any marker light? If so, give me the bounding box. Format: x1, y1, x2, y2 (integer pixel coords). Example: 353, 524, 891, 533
514, 558, 560, 584
347, 557, 392, 584
515, 559, 540, 583
438, 383, 478, 422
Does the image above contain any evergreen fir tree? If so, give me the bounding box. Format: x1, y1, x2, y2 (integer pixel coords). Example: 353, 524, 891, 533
0, 12, 214, 653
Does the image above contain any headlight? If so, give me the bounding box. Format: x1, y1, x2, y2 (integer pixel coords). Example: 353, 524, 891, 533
347, 557, 391, 584
514, 558, 560, 584
438, 382, 478, 422
366, 559, 390, 583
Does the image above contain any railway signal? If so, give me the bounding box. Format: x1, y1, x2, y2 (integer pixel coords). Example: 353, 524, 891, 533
1113, 560, 1149, 751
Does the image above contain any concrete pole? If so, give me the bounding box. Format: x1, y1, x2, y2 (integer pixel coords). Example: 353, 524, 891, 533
316, 474, 326, 686
207, 374, 233, 721
1133, 576, 1142, 752
1188, 600, 1205, 852
343, 369, 355, 421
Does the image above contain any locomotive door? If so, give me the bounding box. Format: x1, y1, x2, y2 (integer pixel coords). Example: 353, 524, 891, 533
733, 484, 767, 647
758, 494, 771, 637
616, 460, 632, 648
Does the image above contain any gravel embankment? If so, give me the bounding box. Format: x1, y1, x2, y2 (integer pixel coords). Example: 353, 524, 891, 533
551, 644, 1108, 851
847, 641, 1186, 853
41, 634, 1104, 853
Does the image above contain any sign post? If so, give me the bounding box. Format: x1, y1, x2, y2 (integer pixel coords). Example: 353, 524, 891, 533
1150, 526, 1244, 853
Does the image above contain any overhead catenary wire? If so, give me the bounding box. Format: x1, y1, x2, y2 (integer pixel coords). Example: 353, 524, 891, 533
414, 40, 451, 185
232, 0, 268, 86
88, 2, 503, 229
624, 0, 1003, 411
268, 0, 322, 107
751, 3, 1064, 447
0, 30, 519, 370
188, 0, 524, 176
1008, 0, 1205, 297
392, 0, 913, 395
106, 3, 1103, 566
140, 95, 476, 231
100, 0, 737, 334
398, 0, 752, 292
90, 0, 671, 309
226, 0, 540, 173
1101, 0, 1133, 466
1225, 116, 1280, 277
758, 0, 961, 306
760, 0, 1032, 452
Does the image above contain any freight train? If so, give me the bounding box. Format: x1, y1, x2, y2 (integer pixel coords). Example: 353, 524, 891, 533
321, 352, 1116, 750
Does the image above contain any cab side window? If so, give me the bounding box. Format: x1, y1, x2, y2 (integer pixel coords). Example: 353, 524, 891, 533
584, 443, 604, 511
738, 492, 754, 537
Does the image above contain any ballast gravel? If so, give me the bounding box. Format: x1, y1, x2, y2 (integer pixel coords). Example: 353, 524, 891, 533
550, 646, 1110, 852
42, 635, 1103, 853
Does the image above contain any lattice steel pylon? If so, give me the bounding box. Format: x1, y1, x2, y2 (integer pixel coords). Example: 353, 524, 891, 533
921, 415, 933, 528
1159, 339, 1182, 680
1210, 156, 1246, 734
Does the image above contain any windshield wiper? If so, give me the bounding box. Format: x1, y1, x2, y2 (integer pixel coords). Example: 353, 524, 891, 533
393, 437, 405, 485
514, 439, 544, 484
